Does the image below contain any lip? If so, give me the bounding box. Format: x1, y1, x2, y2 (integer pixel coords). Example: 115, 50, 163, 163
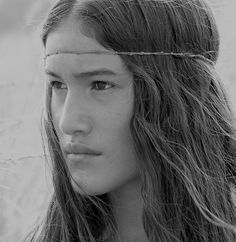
63, 142, 102, 156
66, 153, 98, 165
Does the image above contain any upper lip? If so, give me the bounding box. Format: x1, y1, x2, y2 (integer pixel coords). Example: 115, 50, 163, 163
64, 143, 102, 155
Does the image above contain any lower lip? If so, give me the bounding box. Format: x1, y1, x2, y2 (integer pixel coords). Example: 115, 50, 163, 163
67, 153, 100, 163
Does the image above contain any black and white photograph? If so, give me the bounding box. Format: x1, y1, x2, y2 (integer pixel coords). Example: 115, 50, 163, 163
0, 0, 236, 241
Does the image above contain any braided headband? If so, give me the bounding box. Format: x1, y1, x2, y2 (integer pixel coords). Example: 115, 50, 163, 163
44, 50, 215, 65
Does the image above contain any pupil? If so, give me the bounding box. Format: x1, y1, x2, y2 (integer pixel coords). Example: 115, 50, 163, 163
97, 82, 106, 89
55, 82, 62, 88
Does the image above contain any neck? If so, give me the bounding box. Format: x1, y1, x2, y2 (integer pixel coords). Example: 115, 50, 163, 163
108, 178, 148, 242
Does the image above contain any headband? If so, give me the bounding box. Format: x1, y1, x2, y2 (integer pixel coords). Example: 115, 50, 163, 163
44, 50, 215, 65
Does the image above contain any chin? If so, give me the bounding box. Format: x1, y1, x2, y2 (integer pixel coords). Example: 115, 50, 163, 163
70, 179, 107, 196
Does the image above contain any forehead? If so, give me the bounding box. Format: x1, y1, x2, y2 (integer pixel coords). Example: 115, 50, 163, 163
45, 18, 127, 74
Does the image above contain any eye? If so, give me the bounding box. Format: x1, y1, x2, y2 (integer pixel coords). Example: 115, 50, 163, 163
49, 81, 67, 90
91, 81, 115, 91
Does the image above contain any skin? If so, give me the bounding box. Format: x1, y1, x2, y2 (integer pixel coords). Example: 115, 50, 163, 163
45, 17, 148, 242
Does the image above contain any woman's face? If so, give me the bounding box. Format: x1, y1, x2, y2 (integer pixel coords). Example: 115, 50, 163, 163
45, 18, 140, 196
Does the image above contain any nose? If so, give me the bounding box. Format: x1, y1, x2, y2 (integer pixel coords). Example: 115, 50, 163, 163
58, 91, 93, 136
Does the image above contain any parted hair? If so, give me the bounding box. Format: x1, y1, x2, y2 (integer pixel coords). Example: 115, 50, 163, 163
26, 0, 236, 241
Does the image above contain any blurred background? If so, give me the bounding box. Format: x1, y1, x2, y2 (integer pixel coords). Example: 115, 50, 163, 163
0, 0, 236, 241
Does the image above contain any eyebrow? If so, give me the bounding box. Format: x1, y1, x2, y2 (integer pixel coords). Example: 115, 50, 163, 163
45, 69, 118, 79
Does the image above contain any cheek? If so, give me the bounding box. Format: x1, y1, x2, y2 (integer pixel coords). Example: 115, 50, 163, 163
99, 91, 135, 163
107, 109, 134, 150
101, 111, 138, 177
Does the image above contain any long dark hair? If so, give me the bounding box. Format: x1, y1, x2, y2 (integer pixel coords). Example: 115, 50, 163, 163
27, 0, 236, 241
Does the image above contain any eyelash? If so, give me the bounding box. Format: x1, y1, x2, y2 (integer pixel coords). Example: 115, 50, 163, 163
49, 80, 115, 91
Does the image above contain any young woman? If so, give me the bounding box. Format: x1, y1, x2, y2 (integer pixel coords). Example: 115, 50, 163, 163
27, 0, 236, 241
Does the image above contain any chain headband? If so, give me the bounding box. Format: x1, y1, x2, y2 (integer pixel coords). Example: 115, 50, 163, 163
44, 50, 215, 65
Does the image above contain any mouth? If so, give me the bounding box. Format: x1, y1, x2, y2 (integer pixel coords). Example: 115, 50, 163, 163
63, 142, 102, 163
